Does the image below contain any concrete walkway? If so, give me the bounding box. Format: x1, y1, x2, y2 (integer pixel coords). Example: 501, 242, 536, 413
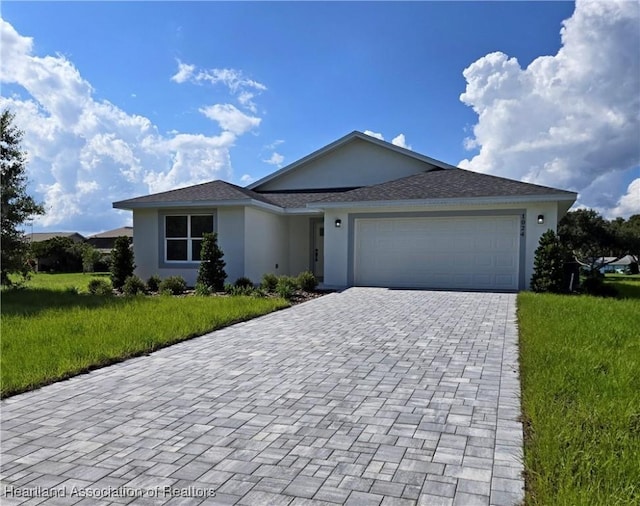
1, 288, 524, 506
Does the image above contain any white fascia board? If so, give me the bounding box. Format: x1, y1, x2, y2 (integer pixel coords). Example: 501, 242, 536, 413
282, 207, 324, 215
306, 193, 577, 210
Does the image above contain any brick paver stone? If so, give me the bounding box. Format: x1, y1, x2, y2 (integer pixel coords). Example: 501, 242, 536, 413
1, 288, 523, 505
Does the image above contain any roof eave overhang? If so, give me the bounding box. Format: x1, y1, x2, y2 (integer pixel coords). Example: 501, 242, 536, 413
306, 193, 578, 209
113, 199, 285, 214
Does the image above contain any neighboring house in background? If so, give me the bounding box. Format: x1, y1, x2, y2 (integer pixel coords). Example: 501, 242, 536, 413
27, 232, 86, 272
597, 255, 636, 274
28, 232, 86, 244
113, 131, 578, 291
87, 226, 134, 254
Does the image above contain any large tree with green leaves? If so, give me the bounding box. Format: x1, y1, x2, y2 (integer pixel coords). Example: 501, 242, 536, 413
1, 109, 44, 285
557, 209, 624, 276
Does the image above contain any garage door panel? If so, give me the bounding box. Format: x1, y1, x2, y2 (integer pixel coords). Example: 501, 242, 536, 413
354, 215, 519, 290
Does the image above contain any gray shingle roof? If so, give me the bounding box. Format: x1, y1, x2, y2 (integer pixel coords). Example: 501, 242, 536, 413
88, 226, 133, 239
28, 232, 86, 243
114, 169, 576, 211
113, 180, 275, 207
259, 190, 358, 208
310, 168, 577, 204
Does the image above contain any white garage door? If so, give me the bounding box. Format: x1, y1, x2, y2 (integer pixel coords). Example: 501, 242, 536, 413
354, 215, 520, 290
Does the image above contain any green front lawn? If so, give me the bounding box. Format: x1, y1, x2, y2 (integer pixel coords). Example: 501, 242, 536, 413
518, 287, 640, 505
1, 273, 288, 397
8, 271, 112, 292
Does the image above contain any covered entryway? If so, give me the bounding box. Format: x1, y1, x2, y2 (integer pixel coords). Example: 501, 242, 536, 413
354, 214, 521, 290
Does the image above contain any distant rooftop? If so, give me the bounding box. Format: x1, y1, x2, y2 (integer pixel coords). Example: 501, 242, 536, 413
88, 226, 133, 239
28, 232, 86, 243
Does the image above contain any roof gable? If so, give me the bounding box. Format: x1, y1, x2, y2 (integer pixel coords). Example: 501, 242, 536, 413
249, 131, 457, 192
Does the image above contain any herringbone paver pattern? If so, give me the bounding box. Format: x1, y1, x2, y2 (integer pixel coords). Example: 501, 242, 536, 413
1, 288, 524, 505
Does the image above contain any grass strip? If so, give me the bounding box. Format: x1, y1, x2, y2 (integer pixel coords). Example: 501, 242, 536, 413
518, 292, 640, 505
1, 291, 288, 397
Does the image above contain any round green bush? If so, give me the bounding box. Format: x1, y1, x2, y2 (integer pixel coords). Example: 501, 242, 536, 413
260, 273, 278, 292
146, 274, 162, 292
123, 275, 147, 296
88, 278, 112, 296
159, 276, 187, 295
234, 277, 254, 288
276, 276, 297, 300
297, 271, 318, 292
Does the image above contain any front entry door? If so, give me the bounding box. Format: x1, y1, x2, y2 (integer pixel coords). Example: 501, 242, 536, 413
312, 220, 325, 281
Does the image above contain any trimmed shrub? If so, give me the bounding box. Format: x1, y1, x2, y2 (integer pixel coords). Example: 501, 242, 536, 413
276, 276, 297, 300
88, 278, 112, 295
224, 283, 254, 296
260, 273, 278, 292
194, 282, 211, 296
146, 275, 162, 292
159, 276, 187, 295
123, 275, 147, 296
110, 236, 135, 290
197, 232, 227, 291
297, 271, 318, 292
234, 277, 254, 288
531, 230, 568, 293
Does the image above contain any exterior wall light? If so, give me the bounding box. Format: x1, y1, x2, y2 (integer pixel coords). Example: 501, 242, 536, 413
537, 214, 545, 224
335, 219, 342, 228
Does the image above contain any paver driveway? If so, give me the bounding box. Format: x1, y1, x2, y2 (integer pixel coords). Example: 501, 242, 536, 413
1, 288, 524, 506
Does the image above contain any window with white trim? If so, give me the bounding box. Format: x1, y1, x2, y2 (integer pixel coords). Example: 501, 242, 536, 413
165, 214, 214, 262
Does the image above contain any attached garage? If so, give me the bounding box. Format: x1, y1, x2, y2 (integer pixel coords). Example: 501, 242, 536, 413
353, 214, 521, 291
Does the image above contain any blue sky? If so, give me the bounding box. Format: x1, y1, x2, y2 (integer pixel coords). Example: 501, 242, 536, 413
1, 1, 638, 234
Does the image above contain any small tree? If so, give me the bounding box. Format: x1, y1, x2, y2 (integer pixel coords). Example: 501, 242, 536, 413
530, 229, 567, 293
1, 109, 45, 284
197, 232, 227, 291
110, 236, 135, 290
81, 244, 102, 273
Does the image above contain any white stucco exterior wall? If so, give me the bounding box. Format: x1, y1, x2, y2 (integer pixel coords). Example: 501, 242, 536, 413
524, 201, 559, 288
257, 139, 431, 191
243, 207, 288, 283
217, 207, 246, 284
131, 206, 246, 287
321, 201, 563, 291
132, 208, 158, 283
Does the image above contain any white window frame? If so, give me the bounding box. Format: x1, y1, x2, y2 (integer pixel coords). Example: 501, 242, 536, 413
164, 214, 214, 264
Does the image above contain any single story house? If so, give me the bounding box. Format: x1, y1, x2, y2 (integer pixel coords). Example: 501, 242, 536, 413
87, 226, 133, 254
597, 255, 637, 274
28, 232, 86, 244
113, 131, 578, 291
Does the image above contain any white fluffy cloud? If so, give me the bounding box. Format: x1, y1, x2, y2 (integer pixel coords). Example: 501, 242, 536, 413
391, 134, 411, 150
459, 0, 640, 218
171, 60, 266, 113
0, 19, 264, 233
199, 104, 261, 135
364, 130, 411, 149
363, 130, 384, 140
263, 152, 284, 167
